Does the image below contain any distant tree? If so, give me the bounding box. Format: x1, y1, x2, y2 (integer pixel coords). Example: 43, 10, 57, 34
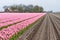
33, 5, 43, 12
33, 5, 39, 12
3, 5, 18, 12
39, 7, 44, 12
3, 4, 44, 13
26, 5, 33, 12
3, 6, 9, 12
17, 4, 24, 12
9, 5, 18, 12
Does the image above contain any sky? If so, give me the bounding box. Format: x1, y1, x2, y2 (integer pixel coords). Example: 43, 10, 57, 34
0, 0, 60, 12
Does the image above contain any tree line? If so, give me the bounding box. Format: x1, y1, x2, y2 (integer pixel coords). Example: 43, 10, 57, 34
3, 4, 44, 13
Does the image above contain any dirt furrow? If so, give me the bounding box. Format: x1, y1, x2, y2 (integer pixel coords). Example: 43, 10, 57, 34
18, 13, 60, 40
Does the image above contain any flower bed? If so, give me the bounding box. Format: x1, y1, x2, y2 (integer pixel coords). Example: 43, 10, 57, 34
0, 13, 46, 40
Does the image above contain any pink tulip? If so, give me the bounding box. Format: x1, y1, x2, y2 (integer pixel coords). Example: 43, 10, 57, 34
0, 13, 46, 40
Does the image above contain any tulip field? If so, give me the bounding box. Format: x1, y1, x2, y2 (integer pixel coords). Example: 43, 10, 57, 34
0, 13, 46, 40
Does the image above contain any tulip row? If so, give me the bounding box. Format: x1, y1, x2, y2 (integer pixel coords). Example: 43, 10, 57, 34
0, 13, 46, 40
0, 13, 43, 29
0, 13, 40, 23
